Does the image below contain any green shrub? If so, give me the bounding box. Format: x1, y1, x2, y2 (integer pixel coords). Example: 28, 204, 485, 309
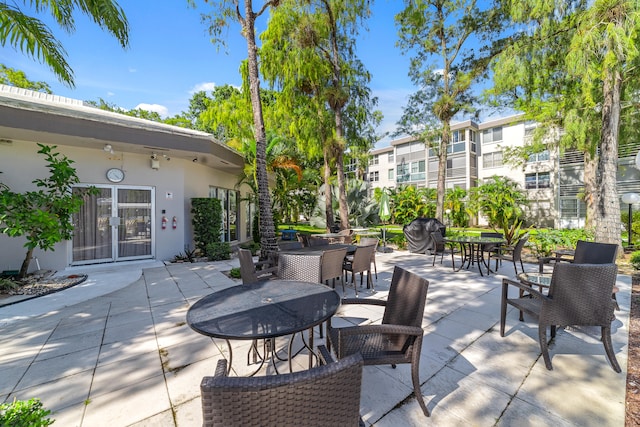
528, 229, 567, 258
630, 251, 640, 270
191, 198, 223, 253
0, 398, 54, 427
206, 242, 231, 261
388, 234, 407, 250
240, 241, 261, 256
229, 267, 241, 278
0, 277, 19, 292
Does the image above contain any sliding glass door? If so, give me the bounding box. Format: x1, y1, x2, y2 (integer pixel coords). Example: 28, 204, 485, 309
72, 185, 154, 264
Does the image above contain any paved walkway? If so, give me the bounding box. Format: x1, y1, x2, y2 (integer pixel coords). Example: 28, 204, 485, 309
0, 252, 630, 426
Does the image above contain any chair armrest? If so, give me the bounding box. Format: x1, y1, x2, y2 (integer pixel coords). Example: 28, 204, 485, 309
334, 323, 424, 338
317, 344, 336, 365
214, 359, 228, 377
502, 278, 548, 301
340, 298, 387, 308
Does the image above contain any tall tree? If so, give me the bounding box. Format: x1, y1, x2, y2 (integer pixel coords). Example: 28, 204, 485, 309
491, 0, 640, 246
198, 0, 281, 256
395, 0, 502, 222
0, 0, 129, 86
260, 0, 377, 230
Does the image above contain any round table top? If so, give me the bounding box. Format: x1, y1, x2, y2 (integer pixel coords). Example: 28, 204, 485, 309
186, 280, 341, 340
313, 233, 342, 238
444, 236, 507, 244
279, 244, 356, 256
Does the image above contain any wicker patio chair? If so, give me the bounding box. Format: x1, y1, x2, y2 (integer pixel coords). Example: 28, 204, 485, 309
321, 246, 348, 291
538, 239, 618, 272
238, 248, 278, 285
480, 231, 504, 264
278, 253, 322, 283
201, 348, 364, 427
342, 244, 376, 297
429, 230, 459, 269
538, 240, 619, 308
491, 232, 529, 275
500, 262, 620, 372
332, 228, 354, 244
359, 237, 379, 280
327, 266, 431, 416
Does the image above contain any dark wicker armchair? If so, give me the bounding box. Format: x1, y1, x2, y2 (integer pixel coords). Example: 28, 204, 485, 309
491, 232, 529, 275
327, 266, 431, 416
538, 239, 618, 272
238, 248, 277, 285
201, 349, 364, 427
500, 262, 620, 372
430, 230, 459, 269
321, 246, 348, 290
342, 244, 376, 297
359, 237, 379, 280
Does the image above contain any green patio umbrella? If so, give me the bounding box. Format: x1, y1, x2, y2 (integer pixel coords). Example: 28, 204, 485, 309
378, 191, 391, 250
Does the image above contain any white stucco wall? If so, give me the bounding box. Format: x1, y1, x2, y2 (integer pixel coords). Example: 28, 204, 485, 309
0, 140, 244, 273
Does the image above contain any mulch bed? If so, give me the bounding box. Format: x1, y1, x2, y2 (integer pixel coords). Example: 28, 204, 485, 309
0, 272, 87, 307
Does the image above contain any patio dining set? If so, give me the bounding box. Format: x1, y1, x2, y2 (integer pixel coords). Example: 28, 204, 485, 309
186, 230, 623, 426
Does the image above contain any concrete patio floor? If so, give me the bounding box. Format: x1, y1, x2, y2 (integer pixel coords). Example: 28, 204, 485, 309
0, 251, 630, 426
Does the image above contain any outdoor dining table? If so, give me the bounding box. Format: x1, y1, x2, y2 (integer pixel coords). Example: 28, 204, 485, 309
444, 235, 506, 276
186, 279, 341, 375
277, 244, 356, 282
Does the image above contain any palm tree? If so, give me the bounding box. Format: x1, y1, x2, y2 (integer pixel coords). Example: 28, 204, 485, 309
0, 0, 129, 86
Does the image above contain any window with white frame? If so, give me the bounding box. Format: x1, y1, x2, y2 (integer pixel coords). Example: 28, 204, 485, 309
388, 169, 394, 180
388, 152, 394, 162
469, 130, 477, 152
209, 186, 239, 241
527, 150, 550, 163
525, 172, 551, 189
483, 151, 503, 168
370, 171, 379, 182
483, 126, 503, 143
369, 155, 379, 166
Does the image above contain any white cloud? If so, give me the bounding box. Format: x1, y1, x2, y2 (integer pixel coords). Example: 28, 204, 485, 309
129, 68, 137, 73
107, 91, 115, 97
135, 103, 169, 117
190, 82, 217, 94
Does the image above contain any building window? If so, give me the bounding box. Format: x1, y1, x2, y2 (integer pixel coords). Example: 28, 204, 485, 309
388, 169, 394, 180
469, 130, 477, 153
398, 160, 425, 182
369, 155, 379, 166
345, 158, 357, 173
527, 149, 550, 163
483, 126, 503, 144
370, 171, 379, 182
483, 151, 503, 168
210, 187, 239, 241
388, 152, 394, 162
525, 172, 551, 189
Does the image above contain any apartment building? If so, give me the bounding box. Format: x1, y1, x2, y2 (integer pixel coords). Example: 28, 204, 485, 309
366, 114, 577, 229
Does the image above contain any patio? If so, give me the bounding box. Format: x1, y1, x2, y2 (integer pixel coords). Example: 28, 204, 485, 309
0, 251, 630, 426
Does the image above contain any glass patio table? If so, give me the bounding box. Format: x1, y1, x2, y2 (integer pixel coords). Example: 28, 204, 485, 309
187, 279, 340, 375
443, 235, 506, 276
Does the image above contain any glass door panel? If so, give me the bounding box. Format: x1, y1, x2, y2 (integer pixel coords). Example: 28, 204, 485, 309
117, 188, 152, 260
72, 187, 113, 263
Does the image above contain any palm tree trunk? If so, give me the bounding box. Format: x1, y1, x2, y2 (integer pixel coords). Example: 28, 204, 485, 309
583, 148, 597, 231
323, 148, 335, 230
595, 65, 622, 248
243, 1, 277, 256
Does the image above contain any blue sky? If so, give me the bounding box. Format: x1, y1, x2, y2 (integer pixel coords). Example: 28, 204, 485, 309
0, 1, 419, 148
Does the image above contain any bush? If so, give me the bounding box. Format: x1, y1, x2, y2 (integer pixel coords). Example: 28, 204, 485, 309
206, 242, 231, 261
229, 267, 241, 278
240, 241, 261, 256
0, 398, 54, 427
191, 198, 223, 253
631, 251, 640, 271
